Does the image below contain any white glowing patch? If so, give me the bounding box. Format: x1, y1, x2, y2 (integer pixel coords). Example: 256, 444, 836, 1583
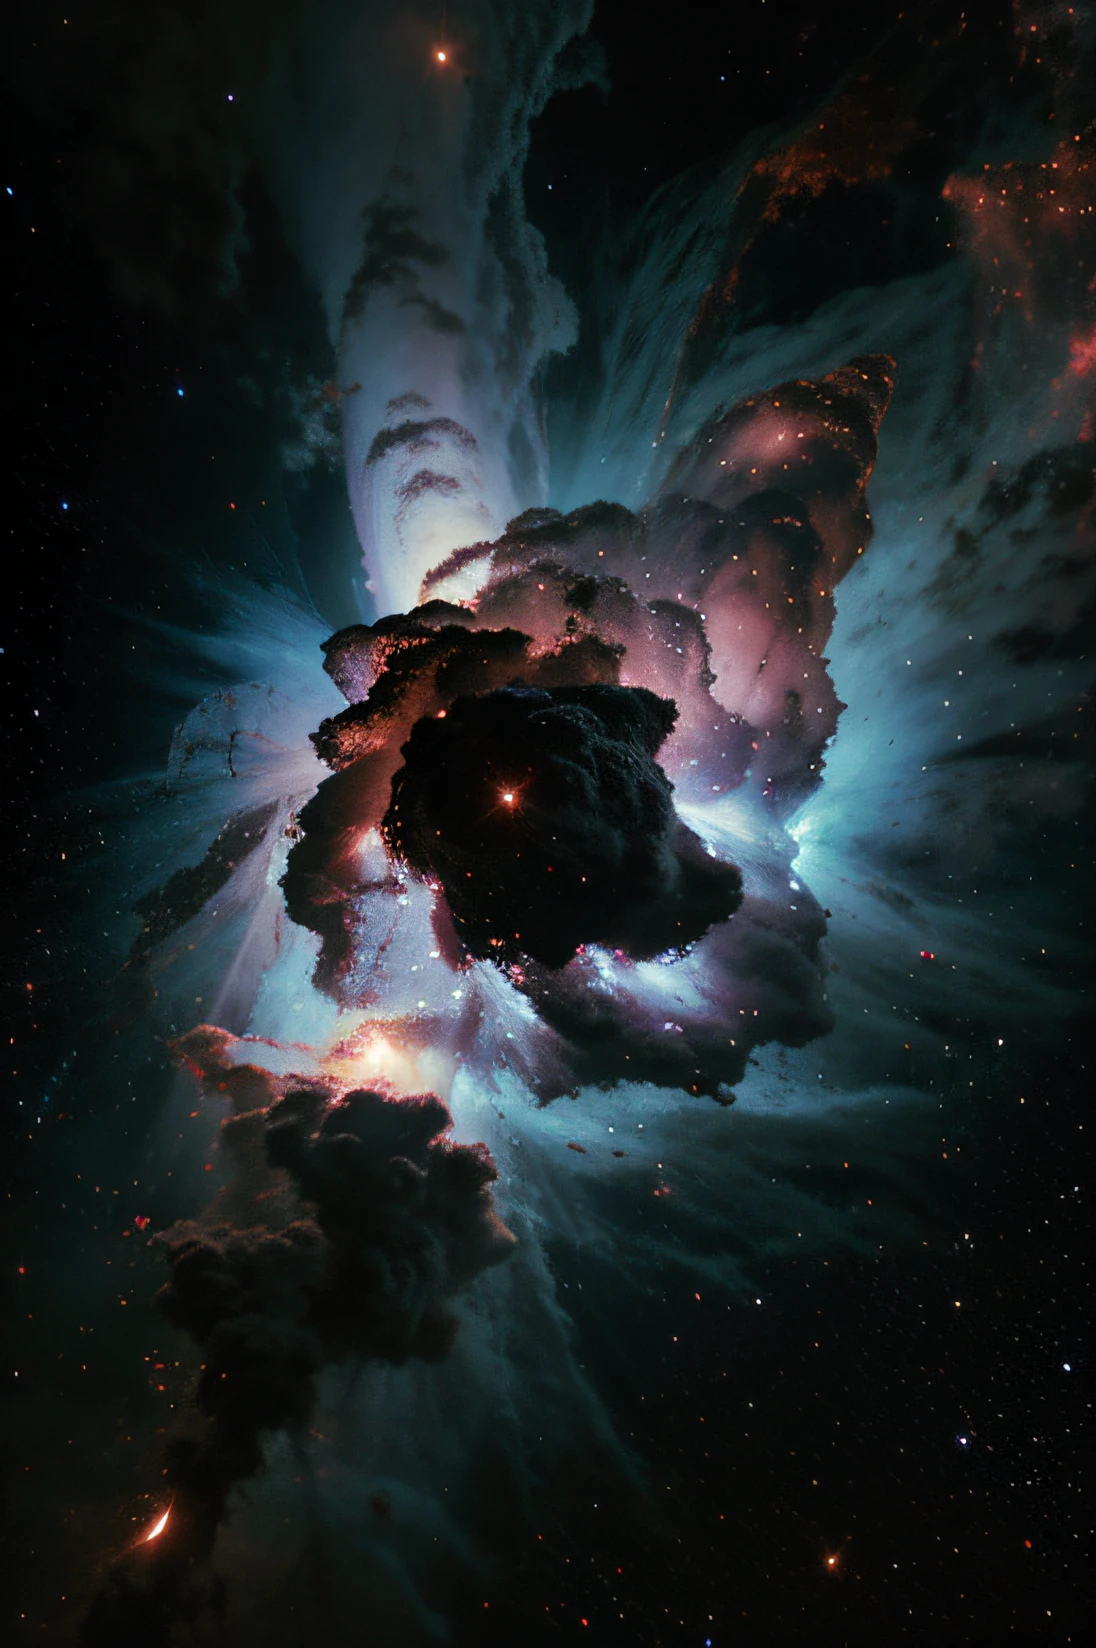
419, 547, 494, 608
143, 1507, 170, 1543
321, 1026, 458, 1100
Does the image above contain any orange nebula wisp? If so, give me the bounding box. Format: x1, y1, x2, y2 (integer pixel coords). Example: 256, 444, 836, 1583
143, 1507, 171, 1543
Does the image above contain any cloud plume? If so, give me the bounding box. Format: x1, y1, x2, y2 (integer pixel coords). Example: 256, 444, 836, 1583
82, 1036, 513, 1644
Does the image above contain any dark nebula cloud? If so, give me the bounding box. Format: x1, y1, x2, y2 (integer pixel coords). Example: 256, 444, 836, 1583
82, 1041, 513, 1645
383, 683, 742, 967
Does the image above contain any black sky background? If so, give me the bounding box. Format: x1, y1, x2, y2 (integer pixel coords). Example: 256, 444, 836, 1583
4, 3, 1091, 1644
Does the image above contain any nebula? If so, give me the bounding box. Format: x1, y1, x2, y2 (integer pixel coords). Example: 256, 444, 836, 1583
83, 1032, 513, 1645
13, 4, 1092, 1644
280, 356, 891, 1098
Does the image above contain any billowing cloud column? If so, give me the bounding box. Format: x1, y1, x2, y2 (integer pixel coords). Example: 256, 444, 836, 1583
231, 0, 596, 615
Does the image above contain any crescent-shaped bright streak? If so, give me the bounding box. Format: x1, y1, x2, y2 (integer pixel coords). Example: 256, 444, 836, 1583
143, 1508, 171, 1543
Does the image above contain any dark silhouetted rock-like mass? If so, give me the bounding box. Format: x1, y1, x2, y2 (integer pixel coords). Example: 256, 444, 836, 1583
82, 1065, 513, 1648
383, 683, 742, 968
